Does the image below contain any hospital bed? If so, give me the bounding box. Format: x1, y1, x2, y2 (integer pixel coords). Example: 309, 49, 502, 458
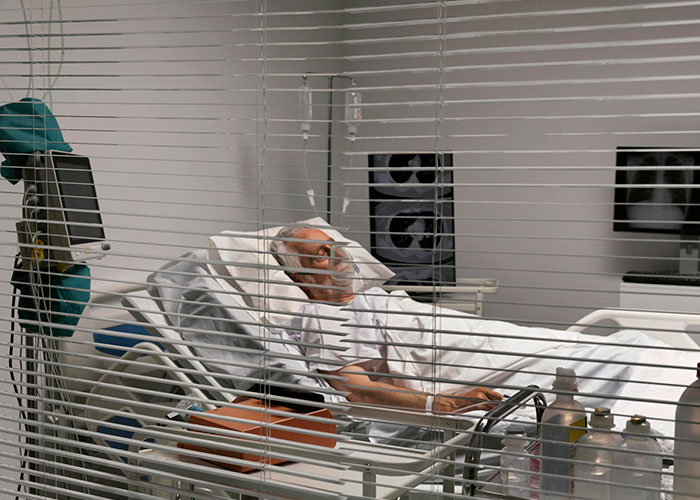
83, 289, 546, 499
57, 219, 700, 498
70, 285, 699, 500
125, 391, 547, 500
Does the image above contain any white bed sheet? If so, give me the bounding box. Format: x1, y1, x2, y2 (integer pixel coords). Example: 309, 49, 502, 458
140, 247, 698, 446
286, 287, 697, 442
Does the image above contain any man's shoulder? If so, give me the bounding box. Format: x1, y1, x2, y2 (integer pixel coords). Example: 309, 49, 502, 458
352, 287, 391, 308
353, 287, 387, 301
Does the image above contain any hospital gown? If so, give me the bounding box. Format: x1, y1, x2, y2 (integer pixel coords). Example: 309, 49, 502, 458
285, 287, 698, 439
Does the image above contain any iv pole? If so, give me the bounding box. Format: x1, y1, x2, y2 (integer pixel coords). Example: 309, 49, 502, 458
325, 74, 355, 223
302, 73, 356, 224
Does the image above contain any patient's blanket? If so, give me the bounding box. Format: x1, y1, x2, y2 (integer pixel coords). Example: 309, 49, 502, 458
290, 287, 698, 439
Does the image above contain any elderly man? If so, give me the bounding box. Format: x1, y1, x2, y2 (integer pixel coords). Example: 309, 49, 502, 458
269, 225, 698, 442
270, 225, 504, 414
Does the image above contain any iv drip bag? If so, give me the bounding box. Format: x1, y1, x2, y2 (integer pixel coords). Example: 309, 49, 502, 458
344, 89, 362, 138
299, 78, 312, 139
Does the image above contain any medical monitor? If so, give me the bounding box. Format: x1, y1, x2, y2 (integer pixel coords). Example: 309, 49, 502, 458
614, 147, 700, 274
19, 150, 108, 266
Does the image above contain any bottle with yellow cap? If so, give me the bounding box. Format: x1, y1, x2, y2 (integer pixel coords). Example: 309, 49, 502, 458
540, 367, 587, 500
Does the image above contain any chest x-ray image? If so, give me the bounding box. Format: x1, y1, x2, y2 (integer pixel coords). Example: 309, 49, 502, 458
618, 150, 697, 232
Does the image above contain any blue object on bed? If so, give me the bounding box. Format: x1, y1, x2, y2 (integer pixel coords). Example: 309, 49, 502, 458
96, 415, 154, 463
93, 324, 163, 357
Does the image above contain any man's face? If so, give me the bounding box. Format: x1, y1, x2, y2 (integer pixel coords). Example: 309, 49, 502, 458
287, 228, 353, 302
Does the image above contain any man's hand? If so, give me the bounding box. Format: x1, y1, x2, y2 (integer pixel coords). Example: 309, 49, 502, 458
324, 366, 503, 413
433, 387, 503, 413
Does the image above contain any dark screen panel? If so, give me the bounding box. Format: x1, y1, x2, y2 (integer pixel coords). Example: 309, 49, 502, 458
614, 148, 700, 235
368, 153, 455, 288
52, 153, 105, 245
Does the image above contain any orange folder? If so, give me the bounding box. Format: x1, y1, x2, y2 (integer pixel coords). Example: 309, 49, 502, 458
179, 398, 337, 472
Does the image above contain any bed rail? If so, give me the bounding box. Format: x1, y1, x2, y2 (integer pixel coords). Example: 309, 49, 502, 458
567, 308, 700, 349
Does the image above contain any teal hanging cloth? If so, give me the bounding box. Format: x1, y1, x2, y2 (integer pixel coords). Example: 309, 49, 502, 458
2, 97, 89, 337
11, 265, 91, 337
0, 97, 72, 184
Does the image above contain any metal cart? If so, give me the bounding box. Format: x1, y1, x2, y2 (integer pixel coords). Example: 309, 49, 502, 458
464, 385, 547, 498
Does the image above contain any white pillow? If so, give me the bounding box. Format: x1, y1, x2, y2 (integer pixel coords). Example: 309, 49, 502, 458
208, 217, 394, 325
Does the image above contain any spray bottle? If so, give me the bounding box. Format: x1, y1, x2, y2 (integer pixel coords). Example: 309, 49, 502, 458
540, 367, 587, 500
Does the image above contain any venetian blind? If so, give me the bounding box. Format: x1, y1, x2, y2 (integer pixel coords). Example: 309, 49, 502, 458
0, 1, 698, 499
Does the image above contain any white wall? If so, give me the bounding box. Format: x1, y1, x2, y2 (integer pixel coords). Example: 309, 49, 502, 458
340, 0, 698, 327
0, 1, 343, 496
0, 0, 697, 494
1, 0, 345, 285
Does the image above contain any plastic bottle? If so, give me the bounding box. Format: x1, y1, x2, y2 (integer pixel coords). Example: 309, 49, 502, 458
500, 425, 531, 499
540, 367, 587, 500
674, 361, 700, 500
611, 415, 662, 500
573, 407, 623, 500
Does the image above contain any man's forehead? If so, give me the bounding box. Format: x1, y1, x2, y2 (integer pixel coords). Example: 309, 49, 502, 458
295, 228, 333, 243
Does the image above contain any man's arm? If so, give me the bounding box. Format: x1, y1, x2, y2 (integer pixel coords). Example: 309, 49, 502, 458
321, 365, 502, 413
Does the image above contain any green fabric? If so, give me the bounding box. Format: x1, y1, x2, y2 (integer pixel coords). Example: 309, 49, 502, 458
11, 264, 91, 337
0, 97, 72, 184
2, 98, 89, 337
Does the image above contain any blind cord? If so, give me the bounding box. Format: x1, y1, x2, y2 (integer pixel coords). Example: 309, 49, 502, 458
9, 255, 29, 500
